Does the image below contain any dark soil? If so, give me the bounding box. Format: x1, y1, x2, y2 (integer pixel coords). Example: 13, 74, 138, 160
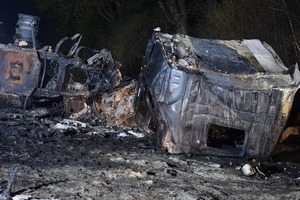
0, 117, 299, 200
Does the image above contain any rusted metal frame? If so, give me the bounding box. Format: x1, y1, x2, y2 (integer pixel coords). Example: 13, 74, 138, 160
22, 89, 33, 110
74, 46, 94, 59
67, 34, 82, 57
39, 51, 47, 88
30, 20, 37, 49
54, 33, 82, 56
49, 57, 85, 92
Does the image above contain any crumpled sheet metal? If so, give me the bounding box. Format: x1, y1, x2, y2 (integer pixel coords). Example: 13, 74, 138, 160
97, 82, 137, 128
135, 32, 300, 158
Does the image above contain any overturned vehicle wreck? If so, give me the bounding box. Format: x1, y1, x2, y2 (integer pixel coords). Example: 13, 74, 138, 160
135, 32, 300, 158
0, 14, 123, 118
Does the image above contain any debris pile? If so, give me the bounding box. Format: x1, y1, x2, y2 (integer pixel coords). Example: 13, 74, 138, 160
96, 82, 137, 128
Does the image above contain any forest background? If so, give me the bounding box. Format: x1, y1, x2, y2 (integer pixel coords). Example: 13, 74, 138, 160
2, 0, 300, 77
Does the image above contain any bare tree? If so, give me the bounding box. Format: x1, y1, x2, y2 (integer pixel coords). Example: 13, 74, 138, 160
281, 0, 300, 57
157, 0, 187, 34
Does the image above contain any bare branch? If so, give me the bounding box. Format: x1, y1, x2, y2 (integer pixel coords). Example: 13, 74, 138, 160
282, 0, 299, 56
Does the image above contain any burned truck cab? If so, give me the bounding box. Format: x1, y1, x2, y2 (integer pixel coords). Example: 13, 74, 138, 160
0, 14, 121, 116
135, 32, 300, 158
0, 46, 41, 108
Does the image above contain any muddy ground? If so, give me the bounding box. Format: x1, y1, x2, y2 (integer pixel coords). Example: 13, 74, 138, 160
0, 114, 299, 200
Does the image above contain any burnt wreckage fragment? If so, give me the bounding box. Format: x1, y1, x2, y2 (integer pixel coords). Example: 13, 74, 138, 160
0, 14, 121, 116
135, 32, 300, 158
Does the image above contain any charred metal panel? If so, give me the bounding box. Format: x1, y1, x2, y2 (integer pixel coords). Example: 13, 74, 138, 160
135, 32, 300, 158
0, 45, 40, 93
0, 45, 40, 107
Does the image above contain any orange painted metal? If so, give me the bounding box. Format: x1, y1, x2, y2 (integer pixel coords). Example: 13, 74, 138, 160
0, 46, 40, 94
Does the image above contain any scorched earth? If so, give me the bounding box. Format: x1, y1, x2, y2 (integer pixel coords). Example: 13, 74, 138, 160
0, 112, 299, 200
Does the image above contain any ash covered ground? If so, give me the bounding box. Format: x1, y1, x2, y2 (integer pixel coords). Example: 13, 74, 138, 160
0, 111, 299, 200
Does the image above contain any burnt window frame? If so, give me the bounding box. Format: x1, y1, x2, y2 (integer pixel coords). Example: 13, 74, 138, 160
205, 123, 247, 157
